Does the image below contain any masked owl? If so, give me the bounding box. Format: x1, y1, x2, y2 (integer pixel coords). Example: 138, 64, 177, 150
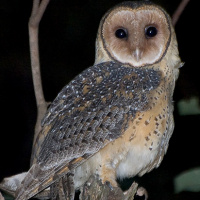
15, 1, 182, 199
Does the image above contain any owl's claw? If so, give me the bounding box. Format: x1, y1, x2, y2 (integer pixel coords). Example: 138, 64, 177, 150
178, 62, 185, 68
105, 181, 114, 191
136, 187, 148, 200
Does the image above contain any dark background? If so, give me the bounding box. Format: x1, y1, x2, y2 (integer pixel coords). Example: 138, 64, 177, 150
0, 0, 199, 200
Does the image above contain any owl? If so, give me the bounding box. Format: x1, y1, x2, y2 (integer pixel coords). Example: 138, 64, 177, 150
15, 1, 182, 200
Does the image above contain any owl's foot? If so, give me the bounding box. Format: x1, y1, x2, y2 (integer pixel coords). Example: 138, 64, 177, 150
136, 186, 148, 200
105, 181, 114, 190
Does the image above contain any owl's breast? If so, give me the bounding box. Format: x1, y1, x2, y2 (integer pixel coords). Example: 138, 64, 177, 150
115, 82, 175, 179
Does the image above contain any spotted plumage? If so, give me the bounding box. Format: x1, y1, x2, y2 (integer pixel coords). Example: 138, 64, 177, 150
15, 1, 182, 200
33, 62, 161, 166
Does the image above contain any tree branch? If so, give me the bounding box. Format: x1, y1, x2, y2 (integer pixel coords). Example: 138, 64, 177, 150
28, 0, 50, 146
172, 0, 190, 26
80, 175, 138, 200
0, 192, 5, 200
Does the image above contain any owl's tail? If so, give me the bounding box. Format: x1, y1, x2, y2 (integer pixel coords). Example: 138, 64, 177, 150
15, 163, 70, 200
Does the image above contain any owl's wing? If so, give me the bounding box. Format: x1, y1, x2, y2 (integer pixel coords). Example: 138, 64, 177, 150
16, 61, 161, 200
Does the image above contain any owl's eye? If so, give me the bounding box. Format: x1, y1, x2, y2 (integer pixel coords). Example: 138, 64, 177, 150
145, 26, 157, 38
115, 28, 128, 39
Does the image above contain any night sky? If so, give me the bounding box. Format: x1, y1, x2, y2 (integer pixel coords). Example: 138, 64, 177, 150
0, 0, 199, 200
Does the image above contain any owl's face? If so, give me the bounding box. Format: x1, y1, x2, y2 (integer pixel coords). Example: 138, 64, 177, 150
96, 3, 172, 67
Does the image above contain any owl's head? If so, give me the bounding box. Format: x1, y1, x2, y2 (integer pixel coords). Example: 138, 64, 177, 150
95, 1, 179, 68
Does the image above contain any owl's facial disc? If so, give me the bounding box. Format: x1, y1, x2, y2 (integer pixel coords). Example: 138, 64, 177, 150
101, 5, 171, 67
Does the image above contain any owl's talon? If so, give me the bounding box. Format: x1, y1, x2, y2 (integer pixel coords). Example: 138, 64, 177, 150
178, 62, 185, 68
105, 181, 114, 191
136, 187, 148, 200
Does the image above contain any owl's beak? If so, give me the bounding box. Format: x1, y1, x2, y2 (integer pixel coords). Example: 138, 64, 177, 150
133, 48, 142, 62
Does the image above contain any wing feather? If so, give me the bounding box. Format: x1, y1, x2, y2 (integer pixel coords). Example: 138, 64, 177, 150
16, 61, 161, 200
